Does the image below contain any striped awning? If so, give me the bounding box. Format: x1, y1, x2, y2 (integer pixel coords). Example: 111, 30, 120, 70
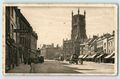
78, 55, 84, 58
86, 55, 92, 59
90, 53, 97, 58
112, 56, 115, 59
105, 52, 114, 59
86, 54, 97, 59
96, 54, 104, 58
83, 54, 88, 59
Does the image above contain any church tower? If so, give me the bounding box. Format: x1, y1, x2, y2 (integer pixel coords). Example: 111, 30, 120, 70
71, 9, 87, 56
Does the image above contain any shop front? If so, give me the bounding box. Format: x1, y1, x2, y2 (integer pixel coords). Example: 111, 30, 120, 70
104, 52, 114, 63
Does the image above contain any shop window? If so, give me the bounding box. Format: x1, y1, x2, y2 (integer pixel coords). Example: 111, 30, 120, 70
108, 42, 110, 46
104, 43, 106, 47
109, 50, 110, 53
10, 24, 13, 38
11, 8, 14, 18
111, 41, 112, 46
104, 49, 106, 53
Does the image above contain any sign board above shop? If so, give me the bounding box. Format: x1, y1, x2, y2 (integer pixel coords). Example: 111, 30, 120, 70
13, 29, 31, 33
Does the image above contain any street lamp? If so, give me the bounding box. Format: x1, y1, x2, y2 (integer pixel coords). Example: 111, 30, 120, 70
37, 48, 41, 57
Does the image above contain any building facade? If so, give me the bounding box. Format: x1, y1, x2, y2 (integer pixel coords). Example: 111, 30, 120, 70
5, 7, 21, 72
96, 37, 103, 54
89, 36, 98, 55
79, 36, 98, 61
107, 32, 115, 54
96, 32, 114, 63
30, 31, 38, 58
41, 44, 62, 60
78, 31, 115, 63
104, 31, 115, 63
17, 8, 32, 64
63, 39, 73, 60
5, 6, 38, 72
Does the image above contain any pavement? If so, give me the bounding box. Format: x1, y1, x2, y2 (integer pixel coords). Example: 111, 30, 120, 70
7, 60, 115, 75
8, 63, 31, 73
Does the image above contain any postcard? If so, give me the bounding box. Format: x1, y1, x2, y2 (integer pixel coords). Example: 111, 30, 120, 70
3, 4, 118, 75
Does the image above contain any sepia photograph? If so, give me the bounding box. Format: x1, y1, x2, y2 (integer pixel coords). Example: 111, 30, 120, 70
3, 4, 118, 75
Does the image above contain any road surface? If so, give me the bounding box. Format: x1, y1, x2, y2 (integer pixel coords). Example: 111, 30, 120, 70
31, 60, 115, 75
8, 60, 115, 75
32, 60, 80, 73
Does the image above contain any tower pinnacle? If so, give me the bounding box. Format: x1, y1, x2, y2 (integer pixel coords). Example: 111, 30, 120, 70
72, 10, 74, 16
84, 10, 86, 16
78, 9, 80, 14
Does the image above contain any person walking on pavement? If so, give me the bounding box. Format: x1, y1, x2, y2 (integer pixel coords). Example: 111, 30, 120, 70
80, 58, 83, 65
28, 58, 32, 72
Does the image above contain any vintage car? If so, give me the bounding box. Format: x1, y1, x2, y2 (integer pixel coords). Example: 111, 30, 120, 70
38, 56, 44, 63
69, 54, 78, 64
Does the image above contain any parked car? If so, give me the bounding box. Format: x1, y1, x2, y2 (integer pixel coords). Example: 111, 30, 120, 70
59, 56, 64, 61
69, 54, 78, 64
38, 56, 44, 63
34, 58, 39, 64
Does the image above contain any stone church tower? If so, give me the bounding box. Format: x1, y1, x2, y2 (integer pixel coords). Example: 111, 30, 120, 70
71, 9, 87, 56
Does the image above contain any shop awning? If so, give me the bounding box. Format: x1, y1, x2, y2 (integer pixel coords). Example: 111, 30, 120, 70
86, 54, 97, 59
112, 56, 115, 59
86, 55, 92, 59
83, 54, 88, 59
96, 54, 104, 58
90, 53, 97, 58
78, 55, 84, 58
105, 52, 114, 59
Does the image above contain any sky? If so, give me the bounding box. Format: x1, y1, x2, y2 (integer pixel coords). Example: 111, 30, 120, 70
18, 5, 116, 48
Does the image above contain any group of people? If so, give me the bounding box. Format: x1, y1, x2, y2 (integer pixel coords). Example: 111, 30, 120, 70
27, 56, 45, 72
69, 54, 83, 65
58, 54, 83, 65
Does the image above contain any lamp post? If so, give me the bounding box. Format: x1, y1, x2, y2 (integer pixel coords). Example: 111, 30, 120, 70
37, 48, 41, 57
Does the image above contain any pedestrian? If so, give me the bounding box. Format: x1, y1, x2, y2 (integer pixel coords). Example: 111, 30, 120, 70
80, 58, 83, 65
28, 58, 32, 72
